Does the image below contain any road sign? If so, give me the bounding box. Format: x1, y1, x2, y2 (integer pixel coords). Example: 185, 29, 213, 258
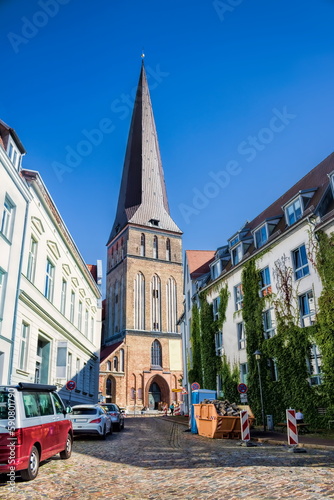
237, 383, 248, 394
191, 382, 200, 391
66, 380, 76, 391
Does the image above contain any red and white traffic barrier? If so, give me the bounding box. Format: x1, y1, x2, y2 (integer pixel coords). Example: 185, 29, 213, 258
240, 410, 250, 442
286, 409, 298, 445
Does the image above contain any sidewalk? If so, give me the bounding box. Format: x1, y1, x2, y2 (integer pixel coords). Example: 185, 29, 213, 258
165, 415, 334, 450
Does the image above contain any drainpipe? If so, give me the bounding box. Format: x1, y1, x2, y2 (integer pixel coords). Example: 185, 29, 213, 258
8, 199, 29, 384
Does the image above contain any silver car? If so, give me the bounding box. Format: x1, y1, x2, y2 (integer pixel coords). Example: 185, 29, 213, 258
100, 403, 125, 431
69, 404, 112, 439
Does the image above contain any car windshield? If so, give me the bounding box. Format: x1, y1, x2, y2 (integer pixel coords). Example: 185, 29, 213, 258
102, 404, 118, 412
72, 408, 97, 415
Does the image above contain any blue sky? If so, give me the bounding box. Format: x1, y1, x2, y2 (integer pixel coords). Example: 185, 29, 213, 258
1, 0, 334, 295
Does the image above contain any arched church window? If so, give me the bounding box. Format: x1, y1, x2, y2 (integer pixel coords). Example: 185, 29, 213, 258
140, 233, 145, 256
151, 339, 162, 367
166, 277, 177, 332
120, 349, 125, 372
153, 236, 158, 259
166, 238, 171, 261
113, 356, 118, 371
151, 274, 161, 331
134, 272, 145, 329
107, 361, 111, 371
106, 378, 112, 395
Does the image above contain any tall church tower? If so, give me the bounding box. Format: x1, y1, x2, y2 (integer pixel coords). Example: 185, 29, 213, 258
100, 61, 183, 411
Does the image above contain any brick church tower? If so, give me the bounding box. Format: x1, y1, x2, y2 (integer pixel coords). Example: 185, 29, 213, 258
100, 61, 183, 411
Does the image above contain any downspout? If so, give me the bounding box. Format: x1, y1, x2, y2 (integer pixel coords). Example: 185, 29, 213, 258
8, 197, 29, 384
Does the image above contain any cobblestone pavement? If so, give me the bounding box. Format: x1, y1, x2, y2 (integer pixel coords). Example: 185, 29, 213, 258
1, 417, 334, 500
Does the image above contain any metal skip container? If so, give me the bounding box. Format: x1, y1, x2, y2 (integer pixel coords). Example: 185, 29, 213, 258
193, 403, 255, 439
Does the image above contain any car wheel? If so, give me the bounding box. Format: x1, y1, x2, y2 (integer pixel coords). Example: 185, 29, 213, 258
115, 422, 121, 432
20, 446, 39, 481
60, 433, 73, 459
121, 420, 125, 430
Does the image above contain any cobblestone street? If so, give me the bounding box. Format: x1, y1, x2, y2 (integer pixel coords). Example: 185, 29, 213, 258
1, 417, 334, 500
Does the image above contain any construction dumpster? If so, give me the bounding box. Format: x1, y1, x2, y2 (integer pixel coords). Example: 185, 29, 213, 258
193, 403, 255, 439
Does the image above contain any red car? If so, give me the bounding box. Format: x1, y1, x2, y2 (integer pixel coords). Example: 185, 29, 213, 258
0, 382, 73, 481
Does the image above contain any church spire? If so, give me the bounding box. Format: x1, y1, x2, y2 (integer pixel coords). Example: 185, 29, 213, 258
108, 62, 181, 243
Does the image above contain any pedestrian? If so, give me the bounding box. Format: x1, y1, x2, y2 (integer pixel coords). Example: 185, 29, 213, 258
296, 409, 304, 424
169, 403, 174, 416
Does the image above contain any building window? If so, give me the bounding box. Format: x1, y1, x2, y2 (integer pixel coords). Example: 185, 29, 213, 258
166, 238, 171, 261
215, 331, 223, 356
85, 309, 89, 337
286, 198, 302, 226
254, 225, 268, 248
308, 344, 322, 385
153, 236, 158, 259
299, 290, 315, 327
120, 349, 124, 372
70, 291, 75, 323
134, 272, 145, 330
1, 196, 15, 241
60, 279, 67, 315
263, 309, 276, 339
26, 237, 37, 282
234, 283, 243, 311
107, 361, 111, 371
166, 277, 177, 332
292, 244, 309, 280
67, 352, 72, 380
211, 261, 221, 280
78, 301, 83, 331
76, 358, 80, 388
213, 296, 220, 321
113, 356, 118, 372
240, 363, 248, 384
237, 322, 246, 350
106, 378, 112, 396
151, 274, 161, 331
260, 267, 272, 296
0, 269, 6, 320
232, 244, 242, 265
19, 322, 29, 371
44, 259, 55, 301
268, 358, 278, 381
151, 339, 162, 367
90, 316, 94, 342
56, 342, 67, 378
140, 233, 145, 256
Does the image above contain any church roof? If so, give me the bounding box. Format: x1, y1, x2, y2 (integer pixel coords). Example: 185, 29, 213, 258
108, 62, 182, 244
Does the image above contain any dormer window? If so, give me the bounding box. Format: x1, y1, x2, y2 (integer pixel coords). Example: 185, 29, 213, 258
286, 198, 302, 225
232, 244, 243, 265
7, 140, 21, 169
149, 219, 159, 227
211, 260, 221, 280
284, 190, 316, 227
254, 225, 268, 248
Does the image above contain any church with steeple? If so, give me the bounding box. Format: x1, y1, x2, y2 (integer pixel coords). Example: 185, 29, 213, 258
99, 61, 184, 411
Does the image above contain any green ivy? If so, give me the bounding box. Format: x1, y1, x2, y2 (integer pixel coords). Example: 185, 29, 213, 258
220, 355, 240, 402
199, 296, 217, 390
314, 231, 334, 417
188, 303, 203, 386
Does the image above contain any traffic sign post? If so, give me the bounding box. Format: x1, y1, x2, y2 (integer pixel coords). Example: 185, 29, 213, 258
66, 380, 76, 408
191, 382, 200, 391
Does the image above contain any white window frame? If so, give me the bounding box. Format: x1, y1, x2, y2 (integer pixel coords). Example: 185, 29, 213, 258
232, 243, 243, 265
285, 197, 302, 226
263, 308, 276, 339
237, 322, 246, 350
60, 279, 67, 315
1, 195, 15, 241
0, 268, 7, 320
19, 322, 29, 371
240, 363, 248, 384
299, 290, 315, 327
70, 290, 75, 323
254, 224, 268, 248
292, 244, 310, 280
44, 258, 55, 301
260, 267, 272, 297
26, 236, 37, 282
234, 283, 243, 311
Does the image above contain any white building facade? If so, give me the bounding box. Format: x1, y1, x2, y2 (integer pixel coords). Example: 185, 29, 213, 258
184, 153, 334, 395
0, 120, 102, 406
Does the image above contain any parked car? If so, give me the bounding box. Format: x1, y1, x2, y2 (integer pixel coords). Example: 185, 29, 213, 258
69, 405, 112, 438
99, 403, 125, 431
0, 383, 73, 481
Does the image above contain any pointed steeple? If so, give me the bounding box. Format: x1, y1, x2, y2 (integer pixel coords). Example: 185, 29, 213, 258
108, 62, 181, 243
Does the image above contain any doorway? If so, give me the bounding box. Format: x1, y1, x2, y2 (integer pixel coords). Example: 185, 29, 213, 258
148, 382, 161, 410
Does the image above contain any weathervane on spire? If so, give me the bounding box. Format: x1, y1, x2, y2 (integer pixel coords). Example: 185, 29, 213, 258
141, 51, 145, 63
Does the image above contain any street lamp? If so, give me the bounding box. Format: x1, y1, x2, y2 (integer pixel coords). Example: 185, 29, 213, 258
254, 350, 266, 432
